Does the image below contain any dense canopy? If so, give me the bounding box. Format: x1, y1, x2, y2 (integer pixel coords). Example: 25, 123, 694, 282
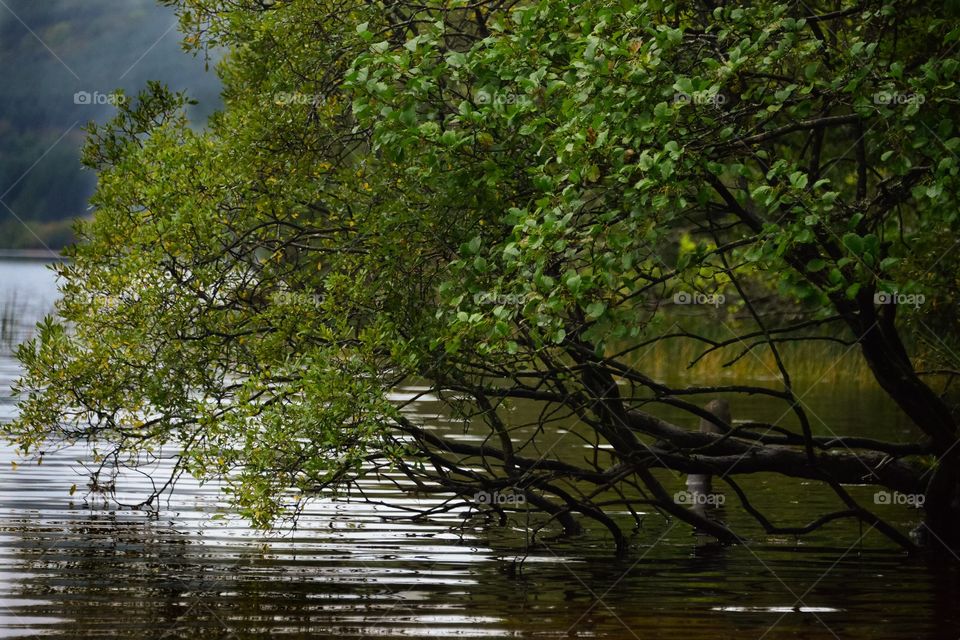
11, 0, 960, 553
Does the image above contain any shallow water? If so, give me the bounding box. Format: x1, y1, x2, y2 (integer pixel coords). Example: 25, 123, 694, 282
1, 259, 958, 639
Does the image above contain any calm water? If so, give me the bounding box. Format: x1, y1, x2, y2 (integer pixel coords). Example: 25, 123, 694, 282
1, 259, 958, 639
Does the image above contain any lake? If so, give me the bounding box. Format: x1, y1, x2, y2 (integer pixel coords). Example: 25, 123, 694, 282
1, 259, 958, 638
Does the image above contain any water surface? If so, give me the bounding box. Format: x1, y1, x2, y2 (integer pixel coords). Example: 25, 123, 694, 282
1, 259, 958, 639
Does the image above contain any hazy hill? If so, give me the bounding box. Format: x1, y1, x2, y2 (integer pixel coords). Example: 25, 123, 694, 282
0, 0, 221, 250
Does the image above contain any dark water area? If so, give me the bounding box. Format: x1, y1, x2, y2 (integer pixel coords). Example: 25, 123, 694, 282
1, 260, 959, 639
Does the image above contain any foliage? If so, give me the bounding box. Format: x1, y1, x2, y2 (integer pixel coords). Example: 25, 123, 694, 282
10, 0, 960, 550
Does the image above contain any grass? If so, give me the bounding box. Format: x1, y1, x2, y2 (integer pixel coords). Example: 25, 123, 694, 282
0, 294, 28, 352
617, 315, 879, 389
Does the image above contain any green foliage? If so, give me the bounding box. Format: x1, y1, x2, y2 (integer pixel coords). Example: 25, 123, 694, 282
10, 0, 960, 528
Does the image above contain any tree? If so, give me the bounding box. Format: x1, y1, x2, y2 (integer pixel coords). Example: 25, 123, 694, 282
10, 0, 960, 554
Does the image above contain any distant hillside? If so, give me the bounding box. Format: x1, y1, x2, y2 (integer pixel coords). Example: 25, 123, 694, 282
0, 0, 221, 250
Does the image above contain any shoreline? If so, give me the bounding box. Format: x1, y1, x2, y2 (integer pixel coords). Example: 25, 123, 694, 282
0, 249, 69, 261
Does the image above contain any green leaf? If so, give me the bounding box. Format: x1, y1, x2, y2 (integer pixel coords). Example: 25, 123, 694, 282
463, 236, 481, 255
585, 301, 607, 319
880, 257, 899, 271
842, 233, 864, 254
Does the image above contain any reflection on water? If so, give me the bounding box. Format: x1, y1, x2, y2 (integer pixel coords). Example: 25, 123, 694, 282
1, 259, 958, 639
